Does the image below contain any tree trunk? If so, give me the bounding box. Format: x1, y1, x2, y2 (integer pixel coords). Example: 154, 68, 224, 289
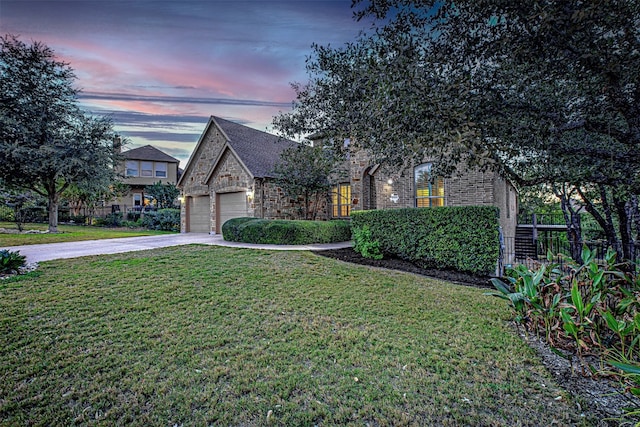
555, 185, 583, 264
48, 192, 59, 233
614, 195, 632, 261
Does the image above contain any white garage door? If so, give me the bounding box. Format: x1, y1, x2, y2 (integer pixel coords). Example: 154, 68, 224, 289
188, 195, 210, 233
217, 192, 247, 233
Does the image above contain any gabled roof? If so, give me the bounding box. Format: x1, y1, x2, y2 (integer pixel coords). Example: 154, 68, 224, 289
123, 145, 180, 163
213, 116, 297, 178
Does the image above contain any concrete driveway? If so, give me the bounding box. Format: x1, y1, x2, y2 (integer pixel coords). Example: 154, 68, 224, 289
2, 233, 352, 263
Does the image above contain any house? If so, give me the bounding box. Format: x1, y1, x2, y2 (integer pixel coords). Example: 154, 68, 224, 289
112, 144, 180, 213
178, 116, 301, 233
178, 116, 518, 241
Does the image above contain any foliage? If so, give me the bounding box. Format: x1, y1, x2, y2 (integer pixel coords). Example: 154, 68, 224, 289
488, 246, 640, 417
272, 143, 345, 220
222, 217, 351, 245
0, 35, 120, 233
352, 224, 383, 260
101, 212, 124, 227
0, 246, 591, 425
351, 207, 500, 275
140, 208, 180, 231
144, 181, 179, 209
273, 1, 640, 262
0, 189, 42, 231
0, 249, 26, 274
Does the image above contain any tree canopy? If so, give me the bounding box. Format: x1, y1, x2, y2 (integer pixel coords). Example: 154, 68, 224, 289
273, 143, 346, 220
273, 0, 640, 260
0, 35, 120, 232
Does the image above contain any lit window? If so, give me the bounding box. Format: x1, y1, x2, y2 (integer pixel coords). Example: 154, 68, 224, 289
415, 163, 444, 207
155, 162, 167, 178
126, 161, 138, 177
141, 161, 153, 177
332, 183, 351, 217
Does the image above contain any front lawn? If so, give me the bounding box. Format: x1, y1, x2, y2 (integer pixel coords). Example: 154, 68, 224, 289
0, 222, 175, 247
0, 246, 589, 425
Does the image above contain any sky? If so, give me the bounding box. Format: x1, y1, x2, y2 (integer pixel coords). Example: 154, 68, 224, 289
0, 0, 373, 166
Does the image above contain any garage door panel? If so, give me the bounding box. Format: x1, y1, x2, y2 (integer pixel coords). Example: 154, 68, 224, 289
188, 195, 210, 233
217, 192, 247, 233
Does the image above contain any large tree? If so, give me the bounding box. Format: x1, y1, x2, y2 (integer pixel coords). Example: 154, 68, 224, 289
274, 1, 640, 261
0, 35, 119, 232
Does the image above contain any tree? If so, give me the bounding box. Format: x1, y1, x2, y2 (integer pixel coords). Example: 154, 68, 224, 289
273, 143, 345, 220
0, 35, 120, 232
274, 1, 640, 261
144, 181, 180, 209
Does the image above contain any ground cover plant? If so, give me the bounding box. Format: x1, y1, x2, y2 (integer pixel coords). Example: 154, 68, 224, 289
0, 221, 174, 246
0, 245, 591, 426
487, 246, 640, 424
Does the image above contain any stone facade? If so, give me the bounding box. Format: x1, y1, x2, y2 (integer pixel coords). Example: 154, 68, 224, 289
179, 116, 517, 237
348, 151, 518, 240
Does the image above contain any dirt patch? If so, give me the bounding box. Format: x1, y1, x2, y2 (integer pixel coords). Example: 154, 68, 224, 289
313, 247, 640, 426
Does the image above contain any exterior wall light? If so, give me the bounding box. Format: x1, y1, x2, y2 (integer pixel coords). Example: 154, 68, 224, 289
179, 196, 185, 204
387, 178, 393, 185
246, 189, 254, 202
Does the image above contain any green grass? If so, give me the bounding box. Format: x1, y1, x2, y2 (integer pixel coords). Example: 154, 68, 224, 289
0, 246, 589, 426
0, 222, 175, 246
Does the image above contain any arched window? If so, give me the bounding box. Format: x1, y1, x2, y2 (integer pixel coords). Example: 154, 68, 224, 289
415, 163, 444, 207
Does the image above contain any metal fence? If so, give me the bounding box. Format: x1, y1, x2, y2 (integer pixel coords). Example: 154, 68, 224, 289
501, 235, 638, 270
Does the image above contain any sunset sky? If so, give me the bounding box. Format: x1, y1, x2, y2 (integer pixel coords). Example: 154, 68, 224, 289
0, 0, 373, 166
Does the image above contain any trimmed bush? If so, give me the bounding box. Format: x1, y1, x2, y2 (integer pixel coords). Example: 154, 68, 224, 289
351, 206, 500, 275
141, 208, 180, 231
222, 217, 351, 245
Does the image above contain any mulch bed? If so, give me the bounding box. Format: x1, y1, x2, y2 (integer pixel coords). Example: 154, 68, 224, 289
313, 247, 493, 289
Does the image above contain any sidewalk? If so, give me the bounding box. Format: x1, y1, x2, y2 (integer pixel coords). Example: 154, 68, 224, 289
2, 233, 353, 263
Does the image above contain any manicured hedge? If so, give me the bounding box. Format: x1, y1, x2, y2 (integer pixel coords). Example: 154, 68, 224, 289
351, 207, 500, 275
222, 217, 352, 245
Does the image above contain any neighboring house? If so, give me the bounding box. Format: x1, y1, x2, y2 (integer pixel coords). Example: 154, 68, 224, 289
112, 144, 180, 213
178, 115, 518, 240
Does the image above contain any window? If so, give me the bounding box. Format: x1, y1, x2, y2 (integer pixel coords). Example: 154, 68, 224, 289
141, 161, 153, 177
126, 160, 138, 177
415, 163, 444, 207
133, 193, 142, 207
332, 183, 351, 217
155, 162, 167, 178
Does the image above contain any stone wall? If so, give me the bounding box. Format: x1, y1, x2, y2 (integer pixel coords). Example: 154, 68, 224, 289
348, 151, 518, 234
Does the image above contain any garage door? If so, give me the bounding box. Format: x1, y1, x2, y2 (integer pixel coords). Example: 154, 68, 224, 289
188, 195, 210, 233
217, 192, 247, 233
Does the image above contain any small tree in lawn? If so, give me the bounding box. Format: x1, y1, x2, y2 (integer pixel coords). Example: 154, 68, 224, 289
144, 181, 180, 209
0, 35, 120, 233
273, 143, 344, 220
0, 188, 39, 232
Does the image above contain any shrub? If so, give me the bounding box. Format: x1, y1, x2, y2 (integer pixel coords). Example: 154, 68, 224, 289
353, 225, 383, 260
351, 206, 500, 275
487, 247, 640, 422
222, 217, 351, 245
100, 212, 123, 227
0, 249, 27, 274
141, 208, 180, 231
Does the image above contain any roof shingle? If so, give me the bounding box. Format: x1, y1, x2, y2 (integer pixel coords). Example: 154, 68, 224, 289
213, 116, 297, 178
123, 145, 180, 163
